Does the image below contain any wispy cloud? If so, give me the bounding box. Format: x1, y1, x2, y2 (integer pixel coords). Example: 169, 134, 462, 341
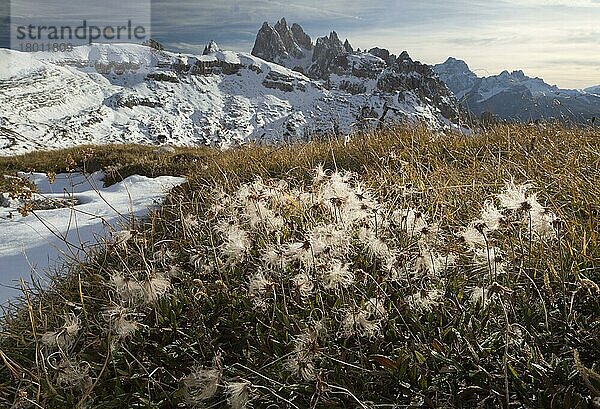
503, 0, 600, 6
3, 0, 598, 88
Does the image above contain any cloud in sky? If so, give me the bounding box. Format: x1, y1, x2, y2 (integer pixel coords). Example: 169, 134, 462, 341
0, 1, 9, 48
506, 0, 600, 6
146, 0, 600, 88
2, 0, 598, 88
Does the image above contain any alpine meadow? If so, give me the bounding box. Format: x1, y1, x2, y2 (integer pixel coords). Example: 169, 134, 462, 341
0, 3, 599, 409
1, 124, 599, 407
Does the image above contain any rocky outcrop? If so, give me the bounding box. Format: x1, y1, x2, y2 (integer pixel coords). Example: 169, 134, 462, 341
251, 19, 464, 125
273, 18, 306, 59
262, 70, 307, 92
203, 40, 220, 55
167, 43, 244, 76
251, 18, 312, 65
146, 72, 179, 83
110, 92, 162, 109
309, 31, 347, 79
377, 60, 460, 121
337, 80, 366, 95
343, 39, 354, 53
251, 22, 287, 62
368, 47, 390, 63
432, 57, 477, 100
252, 20, 361, 80
397, 51, 412, 63
291, 23, 312, 50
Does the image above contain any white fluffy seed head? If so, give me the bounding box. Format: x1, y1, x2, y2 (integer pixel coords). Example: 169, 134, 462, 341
102, 306, 139, 339
293, 272, 314, 298
409, 288, 444, 312
184, 354, 223, 404
498, 181, 532, 210
461, 224, 487, 250
322, 259, 355, 290
144, 274, 171, 303
248, 270, 273, 299
55, 358, 91, 390
226, 380, 253, 409
111, 273, 144, 302
41, 312, 81, 350
479, 200, 504, 232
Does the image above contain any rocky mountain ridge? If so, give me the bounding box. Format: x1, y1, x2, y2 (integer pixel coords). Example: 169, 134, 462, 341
434, 57, 600, 123
251, 18, 314, 72
252, 19, 463, 125
0, 34, 463, 156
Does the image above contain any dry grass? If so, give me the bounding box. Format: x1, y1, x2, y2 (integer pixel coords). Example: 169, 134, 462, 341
0, 124, 599, 408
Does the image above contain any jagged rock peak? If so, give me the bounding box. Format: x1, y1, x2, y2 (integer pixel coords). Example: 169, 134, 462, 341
444, 56, 461, 63
512, 70, 526, 78
433, 57, 479, 100
251, 22, 286, 61
275, 17, 289, 30
273, 18, 291, 42
249, 19, 463, 126
313, 31, 345, 54
434, 58, 477, 80
309, 30, 347, 79
368, 47, 390, 61
441, 57, 471, 70
343, 39, 353, 53
251, 19, 313, 63
291, 23, 312, 50
397, 51, 413, 63
203, 40, 220, 55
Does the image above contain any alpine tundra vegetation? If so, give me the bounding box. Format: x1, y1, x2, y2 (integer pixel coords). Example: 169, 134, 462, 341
0, 124, 598, 408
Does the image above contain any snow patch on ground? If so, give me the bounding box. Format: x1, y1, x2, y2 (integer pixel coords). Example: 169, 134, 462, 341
0, 172, 185, 306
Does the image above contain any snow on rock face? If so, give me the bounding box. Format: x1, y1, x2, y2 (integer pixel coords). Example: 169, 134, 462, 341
0, 40, 463, 156
0, 172, 185, 306
432, 57, 478, 100
203, 40, 221, 55
250, 20, 462, 125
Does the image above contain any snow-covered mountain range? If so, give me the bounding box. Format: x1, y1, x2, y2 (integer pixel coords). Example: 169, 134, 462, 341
252, 19, 461, 124
434, 57, 600, 123
0, 19, 463, 156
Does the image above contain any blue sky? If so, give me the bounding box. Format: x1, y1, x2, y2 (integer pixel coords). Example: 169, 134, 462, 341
2, 0, 599, 88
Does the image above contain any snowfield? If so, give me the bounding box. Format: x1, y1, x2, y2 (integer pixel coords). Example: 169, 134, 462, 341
0, 43, 460, 156
0, 172, 185, 306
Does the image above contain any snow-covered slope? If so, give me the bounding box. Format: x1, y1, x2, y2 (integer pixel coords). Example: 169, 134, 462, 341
0, 40, 462, 156
434, 58, 600, 123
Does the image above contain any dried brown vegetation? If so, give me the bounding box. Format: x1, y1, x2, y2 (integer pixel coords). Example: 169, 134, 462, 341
0, 124, 598, 408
